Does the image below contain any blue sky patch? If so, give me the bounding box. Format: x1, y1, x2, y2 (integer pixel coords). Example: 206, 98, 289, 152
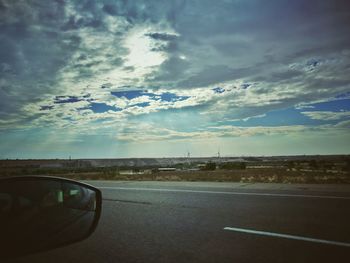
335, 92, 350, 99
228, 108, 312, 127
111, 90, 189, 102
159, 92, 189, 102
228, 106, 347, 127
111, 90, 153, 100
226, 98, 350, 127
131, 102, 150, 108
89, 103, 121, 113
306, 58, 321, 68
213, 87, 225, 93
241, 83, 251, 89
301, 98, 350, 112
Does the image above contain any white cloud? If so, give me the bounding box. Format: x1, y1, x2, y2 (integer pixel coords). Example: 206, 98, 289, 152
301, 111, 350, 121
335, 120, 350, 128
114, 122, 349, 143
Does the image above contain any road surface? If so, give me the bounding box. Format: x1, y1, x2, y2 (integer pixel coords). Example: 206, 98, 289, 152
5, 181, 350, 262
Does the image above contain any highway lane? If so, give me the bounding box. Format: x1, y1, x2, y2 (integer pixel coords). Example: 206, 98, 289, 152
5, 181, 350, 263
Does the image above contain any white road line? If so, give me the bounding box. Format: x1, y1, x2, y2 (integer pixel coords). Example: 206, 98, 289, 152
98, 186, 350, 200
223, 227, 350, 247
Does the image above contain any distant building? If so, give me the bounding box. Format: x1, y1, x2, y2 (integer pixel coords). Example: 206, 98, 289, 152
119, 169, 152, 175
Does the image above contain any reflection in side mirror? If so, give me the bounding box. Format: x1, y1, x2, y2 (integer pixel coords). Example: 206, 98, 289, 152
0, 176, 102, 259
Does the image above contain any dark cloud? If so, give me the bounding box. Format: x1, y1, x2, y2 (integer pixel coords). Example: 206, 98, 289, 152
102, 4, 118, 16
212, 40, 250, 56
150, 56, 190, 82
0, 0, 86, 125
110, 57, 124, 66
101, 83, 113, 89
145, 32, 178, 41
178, 65, 258, 88
123, 66, 135, 72
40, 105, 54, 111
0, 37, 21, 74
61, 16, 102, 31
259, 69, 304, 83
179, 65, 235, 88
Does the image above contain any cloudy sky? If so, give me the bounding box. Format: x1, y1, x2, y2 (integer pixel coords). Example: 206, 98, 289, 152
0, 0, 350, 158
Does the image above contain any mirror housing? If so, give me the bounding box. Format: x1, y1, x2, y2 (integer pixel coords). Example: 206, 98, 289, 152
0, 176, 102, 259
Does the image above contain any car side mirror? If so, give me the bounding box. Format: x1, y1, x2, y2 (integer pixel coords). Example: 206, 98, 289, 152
0, 176, 102, 259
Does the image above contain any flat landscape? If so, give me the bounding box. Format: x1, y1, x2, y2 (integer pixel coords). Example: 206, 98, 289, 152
2, 157, 349, 262
1, 155, 349, 184
5, 181, 350, 263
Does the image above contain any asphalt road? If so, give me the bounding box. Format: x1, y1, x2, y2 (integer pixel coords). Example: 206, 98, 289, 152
5, 181, 350, 263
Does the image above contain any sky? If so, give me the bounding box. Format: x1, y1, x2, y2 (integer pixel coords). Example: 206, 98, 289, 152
0, 0, 350, 159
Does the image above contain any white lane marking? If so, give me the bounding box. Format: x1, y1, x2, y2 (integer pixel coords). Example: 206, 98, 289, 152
223, 227, 350, 247
98, 186, 350, 200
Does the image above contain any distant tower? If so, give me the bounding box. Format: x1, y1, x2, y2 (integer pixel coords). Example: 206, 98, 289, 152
217, 148, 221, 158
186, 150, 191, 165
